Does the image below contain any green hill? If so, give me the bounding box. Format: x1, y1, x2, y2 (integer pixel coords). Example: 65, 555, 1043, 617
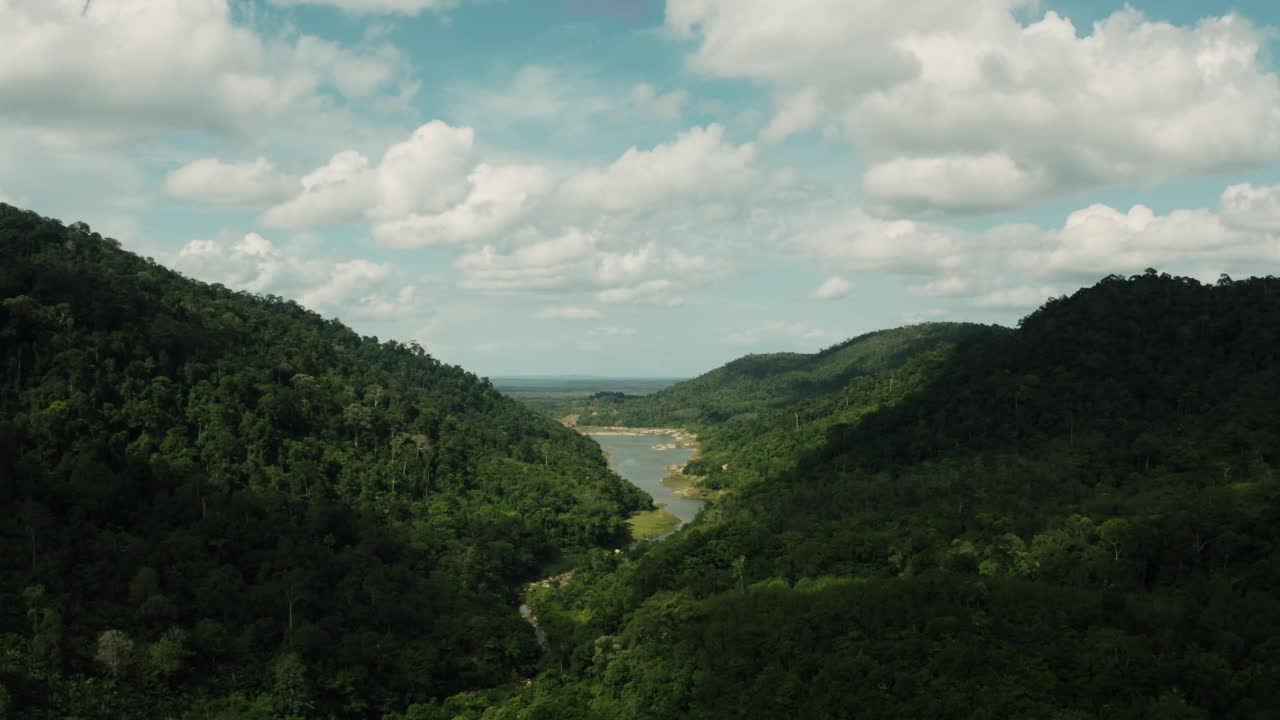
471, 272, 1280, 720
574, 322, 1001, 490
0, 204, 650, 718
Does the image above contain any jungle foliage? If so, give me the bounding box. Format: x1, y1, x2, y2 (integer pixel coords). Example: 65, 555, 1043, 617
0, 204, 650, 718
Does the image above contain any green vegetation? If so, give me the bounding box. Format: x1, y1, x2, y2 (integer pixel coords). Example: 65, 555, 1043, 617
493, 377, 681, 416
0, 204, 651, 718
472, 271, 1280, 719
574, 321, 1000, 491
626, 509, 680, 541
5, 199, 1277, 719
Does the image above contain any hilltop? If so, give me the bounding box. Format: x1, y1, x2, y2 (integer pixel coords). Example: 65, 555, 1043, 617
572, 321, 1001, 490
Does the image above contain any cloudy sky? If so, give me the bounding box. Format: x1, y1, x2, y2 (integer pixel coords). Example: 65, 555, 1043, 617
3, 0, 1280, 376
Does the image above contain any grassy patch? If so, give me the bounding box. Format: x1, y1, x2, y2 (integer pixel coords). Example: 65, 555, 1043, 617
628, 508, 681, 541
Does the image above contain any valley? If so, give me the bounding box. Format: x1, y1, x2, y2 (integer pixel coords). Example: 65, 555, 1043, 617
4, 204, 1278, 719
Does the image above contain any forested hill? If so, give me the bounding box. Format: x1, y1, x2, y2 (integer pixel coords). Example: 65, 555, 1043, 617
574, 322, 1000, 489
0, 204, 650, 717
474, 271, 1280, 720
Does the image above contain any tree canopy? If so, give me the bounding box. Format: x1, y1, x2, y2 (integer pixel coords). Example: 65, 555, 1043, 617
0, 204, 650, 717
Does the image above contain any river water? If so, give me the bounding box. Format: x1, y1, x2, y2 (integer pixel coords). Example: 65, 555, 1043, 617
592, 433, 702, 526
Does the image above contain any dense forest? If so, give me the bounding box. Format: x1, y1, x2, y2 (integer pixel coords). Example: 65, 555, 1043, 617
4, 199, 1278, 719
0, 204, 651, 718
458, 271, 1279, 719
572, 322, 1002, 491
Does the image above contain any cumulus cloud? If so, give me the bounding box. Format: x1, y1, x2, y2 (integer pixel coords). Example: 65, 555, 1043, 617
263, 120, 478, 230
454, 228, 599, 292
760, 89, 822, 144
863, 154, 1050, 215
1220, 183, 1280, 232
173, 230, 418, 318
793, 209, 965, 273
669, 1, 1280, 214
561, 124, 756, 211
1005, 198, 1280, 279
451, 226, 713, 306
630, 83, 689, 120
0, 1, 410, 142
371, 120, 475, 220
165, 158, 296, 206
373, 163, 551, 247
812, 276, 853, 300
789, 180, 1280, 317
263, 151, 377, 228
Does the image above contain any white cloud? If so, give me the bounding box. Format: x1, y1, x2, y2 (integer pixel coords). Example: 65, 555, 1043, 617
172, 230, 418, 318
669, 1, 1280, 214
786, 179, 1280, 319
451, 224, 714, 305
263, 150, 377, 228
373, 163, 551, 247
863, 153, 1049, 215
1220, 183, 1280, 232
630, 83, 689, 121
561, 124, 756, 211
534, 306, 603, 320
455, 228, 599, 292
263, 120, 476, 230
298, 259, 396, 310
794, 209, 965, 273
165, 157, 296, 206
812, 276, 852, 300
269, 0, 461, 16
0, 1, 410, 142
1005, 198, 1280, 278
760, 88, 822, 144
371, 120, 475, 220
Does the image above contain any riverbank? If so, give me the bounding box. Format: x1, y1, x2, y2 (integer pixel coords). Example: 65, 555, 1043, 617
627, 508, 681, 540
575, 424, 698, 447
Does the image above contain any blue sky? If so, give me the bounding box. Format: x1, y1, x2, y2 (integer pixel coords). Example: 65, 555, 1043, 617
3, 0, 1280, 376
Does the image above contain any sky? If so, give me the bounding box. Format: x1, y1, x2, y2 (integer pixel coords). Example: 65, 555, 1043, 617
2, 0, 1280, 377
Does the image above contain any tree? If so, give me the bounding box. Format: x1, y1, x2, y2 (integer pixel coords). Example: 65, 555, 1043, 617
343, 403, 373, 448
144, 628, 189, 682
96, 629, 135, 680
271, 651, 312, 716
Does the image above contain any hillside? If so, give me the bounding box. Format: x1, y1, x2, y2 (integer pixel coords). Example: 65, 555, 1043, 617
0, 204, 650, 718
573, 322, 1001, 489
464, 272, 1280, 720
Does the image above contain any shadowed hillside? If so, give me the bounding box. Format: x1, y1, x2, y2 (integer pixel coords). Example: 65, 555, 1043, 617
464, 271, 1280, 720
0, 204, 650, 718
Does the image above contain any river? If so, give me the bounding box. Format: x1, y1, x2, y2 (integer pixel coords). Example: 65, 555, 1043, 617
519, 431, 700, 653
592, 432, 702, 527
